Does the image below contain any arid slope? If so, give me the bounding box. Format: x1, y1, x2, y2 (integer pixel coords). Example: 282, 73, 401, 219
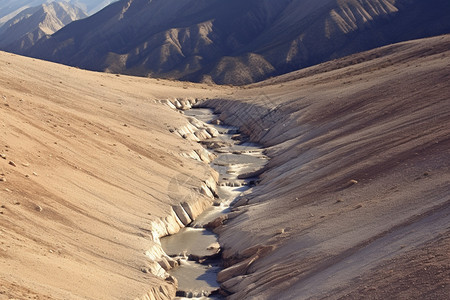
201, 34, 450, 299
26, 0, 450, 85
0, 51, 230, 299
1, 33, 449, 300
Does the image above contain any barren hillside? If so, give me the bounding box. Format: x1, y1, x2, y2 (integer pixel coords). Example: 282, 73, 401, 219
0, 51, 230, 299
0, 33, 449, 299
200, 34, 450, 299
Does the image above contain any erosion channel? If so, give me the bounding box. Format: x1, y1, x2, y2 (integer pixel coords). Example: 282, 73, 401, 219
161, 107, 268, 299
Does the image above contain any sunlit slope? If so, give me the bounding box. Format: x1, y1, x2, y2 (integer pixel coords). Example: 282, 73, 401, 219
0, 51, 229, 299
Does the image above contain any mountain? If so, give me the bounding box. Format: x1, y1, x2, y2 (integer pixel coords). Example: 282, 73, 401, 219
0, 0, 115, 27
0, 1, 87, 53
25, 0, 450, 85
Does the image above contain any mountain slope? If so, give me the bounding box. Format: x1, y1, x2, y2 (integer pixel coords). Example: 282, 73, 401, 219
0, 2, 87, 53
0, 0, 114, 27
26, 0, 450, 84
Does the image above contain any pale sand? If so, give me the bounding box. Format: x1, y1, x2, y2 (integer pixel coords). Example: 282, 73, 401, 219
0, 51, 230, 299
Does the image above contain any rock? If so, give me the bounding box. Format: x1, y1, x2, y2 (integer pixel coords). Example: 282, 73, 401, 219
0, 154, 6, 159
207, 242, 220, 250
158, 257, 171, 271
8, 161, 16, 167
165, 275, 177, 285
168, 259, 178, 268
0, 178, 5, 182
172, 205, 192, 226
35, 205, 43, 212
194, 129, 212, 140
182, 132, 200, 142
217, 256, 257, 282
200, 183, 214, 198
205, 215, 228, 229
206, 127, 219, 137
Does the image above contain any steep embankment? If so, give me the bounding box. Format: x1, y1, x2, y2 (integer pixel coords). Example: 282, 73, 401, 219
200, 34, 450, 299
0, 51, 231, 299
26, 0, 450, 84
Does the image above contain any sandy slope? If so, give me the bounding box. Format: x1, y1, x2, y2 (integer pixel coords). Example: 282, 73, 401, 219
201, 34, 450, 299
0, 52, 230, 299
1, 33, 449, 300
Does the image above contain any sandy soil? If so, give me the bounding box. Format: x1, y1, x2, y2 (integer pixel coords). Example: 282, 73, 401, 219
201, 34, 450, 299
0, 52, 230, 299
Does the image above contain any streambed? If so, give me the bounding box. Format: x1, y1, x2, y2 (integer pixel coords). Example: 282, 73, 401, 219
160, 108, 268, 299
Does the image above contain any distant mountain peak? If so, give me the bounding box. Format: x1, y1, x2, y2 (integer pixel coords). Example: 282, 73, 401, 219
0, 1, 87, 53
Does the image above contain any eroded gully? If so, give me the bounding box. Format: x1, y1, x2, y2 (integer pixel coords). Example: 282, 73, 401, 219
161, 108, 268, 299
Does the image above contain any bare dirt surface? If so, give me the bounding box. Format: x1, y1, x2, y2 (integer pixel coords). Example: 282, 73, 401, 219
0, 51, 230, 299
201, 34, 450, 299
331, 230, 450, 300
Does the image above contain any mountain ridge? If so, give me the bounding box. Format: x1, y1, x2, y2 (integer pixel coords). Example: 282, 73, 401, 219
0, 2, 87, 53
25, 0, 450, 84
